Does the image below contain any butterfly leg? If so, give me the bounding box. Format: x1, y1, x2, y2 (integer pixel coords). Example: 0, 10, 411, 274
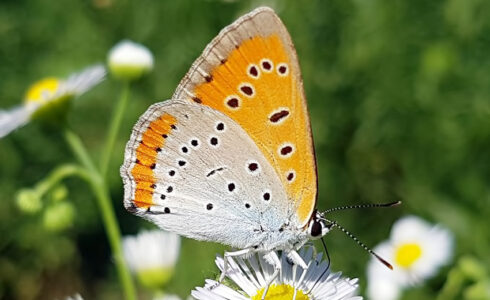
286, 250, 309, 300
218, 248, 255, 283
287, 250, 308, 269
261, 251, 281, 300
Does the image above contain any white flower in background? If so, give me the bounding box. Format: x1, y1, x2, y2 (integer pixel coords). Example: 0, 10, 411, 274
367, 215, 453, 300
108, 40, 154, 81
123, 229, 180, 289
366, 276, 400, 300
0, 65, 106, 138
152, 295, 194, 300
63, 294, 83, 300
152, 294, 183, 300
192, 248, 361, 300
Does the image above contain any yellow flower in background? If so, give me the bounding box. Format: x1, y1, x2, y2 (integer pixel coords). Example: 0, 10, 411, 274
367, 215, 453, 300
192, 248, 361, 300
122, 230, 180, 290
108, 40, 154, 81
25, 78, 60, 104
0, 65, 106, 138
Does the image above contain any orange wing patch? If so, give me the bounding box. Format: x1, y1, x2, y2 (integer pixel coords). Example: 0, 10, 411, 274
131, 114, 177, 208
191, 35, 316, 224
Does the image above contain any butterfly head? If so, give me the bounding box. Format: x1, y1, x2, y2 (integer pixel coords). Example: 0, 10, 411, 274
307, 210, 332, 240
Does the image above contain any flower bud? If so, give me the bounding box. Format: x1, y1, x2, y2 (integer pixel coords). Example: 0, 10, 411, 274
16, 188, 42, 214
137, 268, 174, 290
43, 202, 75, 231
108, 40, 154, 81
123, 230, 180, 289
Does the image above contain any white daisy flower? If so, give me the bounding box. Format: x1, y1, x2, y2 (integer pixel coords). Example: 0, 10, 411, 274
108, 40, 154, 81
192, 248, 361, 300
0, 64, 106, 138
123, 229, 181, 289
367, 215, 453, 300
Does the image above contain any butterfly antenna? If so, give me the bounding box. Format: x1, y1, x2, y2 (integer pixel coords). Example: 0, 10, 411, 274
325, 220, 393, 270
323, 201, 401, 214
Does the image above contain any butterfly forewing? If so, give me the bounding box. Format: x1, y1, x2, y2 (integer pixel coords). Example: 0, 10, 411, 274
173, 7, 317, 226
121, 100, 291, 248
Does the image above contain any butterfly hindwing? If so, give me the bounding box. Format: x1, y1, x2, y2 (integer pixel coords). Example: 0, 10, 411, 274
173, 7, 317, 226
121, 100, 291, 248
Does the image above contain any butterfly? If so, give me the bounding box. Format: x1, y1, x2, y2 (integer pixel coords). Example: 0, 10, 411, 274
121, 6, 333, 295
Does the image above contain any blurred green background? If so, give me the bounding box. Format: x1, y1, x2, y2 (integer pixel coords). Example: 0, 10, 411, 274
0, 0, 489, 299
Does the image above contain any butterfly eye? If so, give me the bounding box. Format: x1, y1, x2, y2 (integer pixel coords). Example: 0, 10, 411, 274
310, 220, 323, 238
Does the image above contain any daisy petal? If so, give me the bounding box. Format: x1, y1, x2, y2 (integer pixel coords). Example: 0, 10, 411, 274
63, 64, 106, 95
0, 103, 38, 138
193, 250, 360, 300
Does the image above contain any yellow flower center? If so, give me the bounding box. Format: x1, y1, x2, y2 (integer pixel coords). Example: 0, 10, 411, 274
252, 284, 309, 300
395, 243, 423, 268
24, 78, 60, 103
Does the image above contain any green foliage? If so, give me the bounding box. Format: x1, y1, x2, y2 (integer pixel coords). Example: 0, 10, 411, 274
0, 0, 489, 299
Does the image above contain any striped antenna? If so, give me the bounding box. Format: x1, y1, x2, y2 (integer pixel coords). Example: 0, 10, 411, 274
323, 201, 401, 214
325, 220, 393, 270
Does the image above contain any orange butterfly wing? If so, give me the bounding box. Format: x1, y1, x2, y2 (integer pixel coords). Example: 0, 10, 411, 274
129, 113, 178, 208
173, 7, 317, 226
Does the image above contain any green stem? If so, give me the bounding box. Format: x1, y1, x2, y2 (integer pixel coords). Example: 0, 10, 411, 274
63, 128, 137, 300
35, 164, 88, 196
436, 267, 464, 300
100, 82, 131, 179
